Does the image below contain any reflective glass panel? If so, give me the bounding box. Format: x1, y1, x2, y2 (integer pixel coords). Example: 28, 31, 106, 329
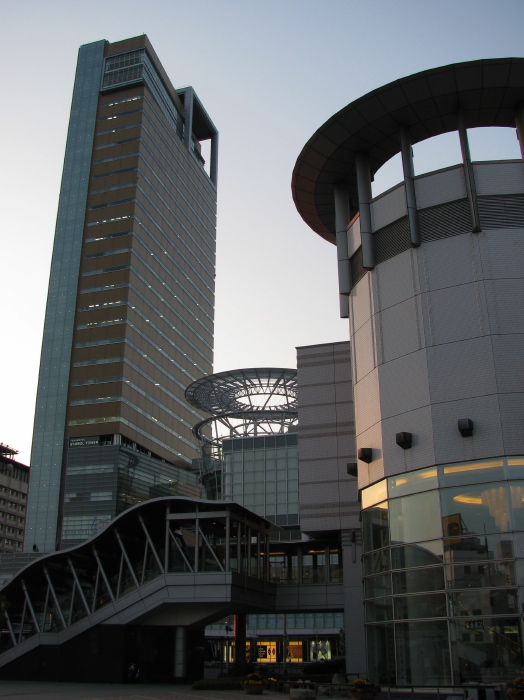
395, 621, 451, 685
394, 593, 447, 620
516, 560, 524, 586
515, 532, 524, 557
441, 483, 509, 536
393, 567, 445, 594
444, 533, 514, 563
365, 598, 393, 622
361, 479, 388, 509
391, 540, 443, 569
509, 483, 524, 530
445, 561, 516, 589
364, 573, 392, 599
440, 459, 504, 487
363, 549, 391, 576
450, 588, 518, 617
362, 503, 389, 552
388, 467, 438, 498
507, 457, 524, 479
390, 491, 441, 545
450, 617, 523, 684
367, 624, 396, 685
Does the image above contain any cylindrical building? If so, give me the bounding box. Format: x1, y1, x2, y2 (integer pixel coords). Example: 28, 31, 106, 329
293, 58, 524, 686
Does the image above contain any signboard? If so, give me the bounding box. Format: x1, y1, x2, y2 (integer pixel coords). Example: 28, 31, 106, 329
465, 620, 484, 630
69, 437, 100, 448
257, 646, 267, 658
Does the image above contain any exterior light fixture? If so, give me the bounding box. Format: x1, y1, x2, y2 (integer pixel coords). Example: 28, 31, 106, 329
358, 448, 372, 463
458, 418, 474, 437
347, 463, 358, 477
396, 432, 412, 449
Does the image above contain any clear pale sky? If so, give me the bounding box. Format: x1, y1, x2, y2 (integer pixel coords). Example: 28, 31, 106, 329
1, 0, 523, 463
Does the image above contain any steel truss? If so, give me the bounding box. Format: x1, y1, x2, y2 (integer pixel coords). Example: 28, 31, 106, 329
0, 497, 273, 656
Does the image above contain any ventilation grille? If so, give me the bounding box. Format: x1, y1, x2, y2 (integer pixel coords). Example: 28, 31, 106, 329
374, 216, 411, 265
419, 198, 471, 242
478, 195, 524, 229
350, 247, 366, 287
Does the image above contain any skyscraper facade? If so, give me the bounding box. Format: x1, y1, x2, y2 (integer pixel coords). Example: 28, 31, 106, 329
27, 36, 218, 552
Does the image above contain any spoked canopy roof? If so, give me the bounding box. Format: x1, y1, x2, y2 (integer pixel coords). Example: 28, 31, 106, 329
186, 368, 297, 416
292, 57, 524, 243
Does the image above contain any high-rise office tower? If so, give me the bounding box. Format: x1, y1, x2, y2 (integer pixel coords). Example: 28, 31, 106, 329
27, 36, 218, 552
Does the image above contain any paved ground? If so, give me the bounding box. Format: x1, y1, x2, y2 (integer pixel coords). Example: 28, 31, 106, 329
0, 681, 286, 700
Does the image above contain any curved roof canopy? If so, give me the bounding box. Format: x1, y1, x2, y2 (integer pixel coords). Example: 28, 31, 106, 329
292, 58, 524, 243
186, 368, 297, 415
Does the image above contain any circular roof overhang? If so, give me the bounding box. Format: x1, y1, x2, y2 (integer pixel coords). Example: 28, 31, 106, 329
185, 368, 297, 415
292, 58, 524, 244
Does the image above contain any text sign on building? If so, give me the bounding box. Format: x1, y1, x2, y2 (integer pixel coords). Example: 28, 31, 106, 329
68, 437, 100, 448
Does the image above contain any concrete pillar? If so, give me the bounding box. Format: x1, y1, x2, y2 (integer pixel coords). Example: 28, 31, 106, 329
355, 153, 375, 269
334, 182, 351, 318
210, 132, 219, 186
235, 613, 247, 669
515, 104, 524, 159
400, 125, 420, 246
341, 529, 366, 675
174, 626, 188, 679
457, 108, 481, 232
183, 88, 194, 151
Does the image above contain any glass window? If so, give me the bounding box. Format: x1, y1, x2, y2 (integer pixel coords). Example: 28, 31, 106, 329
440, 459, 504, 487
363, 549, 391, 576
390, 491, 441, 545
362, 503, 389, 552
516, 560, 524, 586
365, 598, 393, 622
450, 588, 518, 617
391, 541, 443, 569
509, 483, 524, 530
396, 621, 451, 685
392, 567, 445, 594
445, 561, 516, 589
361, 479, 388, 509
329, 551, 343, 583
302, 551, 326, 583
388, 467, 438, 498
394, 593, 447, 620
441, 483, 509, 536
450, 617, 523, 684
515, 532, 524, 558
507, 457, 524, 479
444, 533, 514, 563
367, 624, 396, 686
364, 573, 392, 598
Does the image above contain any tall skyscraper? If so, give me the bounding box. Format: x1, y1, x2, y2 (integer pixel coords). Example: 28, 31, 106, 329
27, 36, 218, 552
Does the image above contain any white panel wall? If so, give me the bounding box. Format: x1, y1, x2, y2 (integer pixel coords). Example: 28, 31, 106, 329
414, 165, 466, 208
350, 162, 524, 489
370, 183, 407, 231
474, 161, 524, 195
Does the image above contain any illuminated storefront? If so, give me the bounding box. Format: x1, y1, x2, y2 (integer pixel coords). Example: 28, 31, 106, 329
362, 458, 524, 686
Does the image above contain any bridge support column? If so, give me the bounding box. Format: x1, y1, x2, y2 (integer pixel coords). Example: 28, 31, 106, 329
235, 613, 247, 670
174, 626, 188, 679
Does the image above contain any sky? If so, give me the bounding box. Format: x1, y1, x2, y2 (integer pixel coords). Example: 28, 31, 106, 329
1, 0, 523, 463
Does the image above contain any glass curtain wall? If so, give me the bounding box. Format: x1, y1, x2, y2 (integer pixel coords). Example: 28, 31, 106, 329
361, 457, 524, 686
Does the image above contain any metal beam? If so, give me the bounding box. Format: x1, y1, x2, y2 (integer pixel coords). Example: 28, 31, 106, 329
139, 514, 165, 573
43, 566, 67, 630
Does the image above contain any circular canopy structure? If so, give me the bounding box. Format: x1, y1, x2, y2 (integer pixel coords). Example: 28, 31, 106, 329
186, 368, 297, 415
292, 57, 524, 244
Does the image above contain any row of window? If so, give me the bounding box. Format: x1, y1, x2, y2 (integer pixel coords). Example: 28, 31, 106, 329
363, 481, 524, 552
0, 487, 26, 499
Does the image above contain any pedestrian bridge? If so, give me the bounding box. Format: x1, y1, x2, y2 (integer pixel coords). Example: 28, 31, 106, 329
0, 498, 282, 673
